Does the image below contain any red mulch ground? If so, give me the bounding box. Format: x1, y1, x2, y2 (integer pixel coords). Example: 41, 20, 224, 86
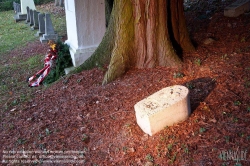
1, 2, 250, 166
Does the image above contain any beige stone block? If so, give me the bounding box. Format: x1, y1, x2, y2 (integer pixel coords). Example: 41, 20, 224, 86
224, 0, 250, 17
134, 85, 190, 136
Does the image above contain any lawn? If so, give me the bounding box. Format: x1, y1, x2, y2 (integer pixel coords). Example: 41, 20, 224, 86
0, 5, 66, 113
0, 10, 37, 55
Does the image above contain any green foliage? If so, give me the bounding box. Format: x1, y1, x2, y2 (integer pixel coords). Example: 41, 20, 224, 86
186, 82, 195, 89
45, 128, 51, 136
0, 0, 53, 12
43, 40, 73, 85
82, 134, 89, 142
173, 72, 184, 78
167, 144, 173, 151
199, 127, 206, 133
145, 154, 154, 162
0, 0, 19, 12
247, 106, 250, 112
234, 101, 241, 106
194, 58, 202, 66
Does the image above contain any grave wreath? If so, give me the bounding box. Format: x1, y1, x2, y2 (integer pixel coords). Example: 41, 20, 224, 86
27, 40, 72, 87
43, 40, 73, 85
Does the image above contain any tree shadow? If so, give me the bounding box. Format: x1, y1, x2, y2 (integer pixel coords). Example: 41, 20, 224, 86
183, 77, 216, 113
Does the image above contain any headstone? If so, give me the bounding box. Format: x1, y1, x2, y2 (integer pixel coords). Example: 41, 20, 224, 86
59, 0, 64, 7
134, 85, 191, 136
55, 0, 64, 7
31, 10, 40, 30
13, 2, 17, 13
40, 13, 58, 43
16, 3, 21, 13
64, 0, 106, 67
224, 0, 250, 17
55, 0, 59, 6
20, 0, 36, 15
25, 6, 30, 23
14, 3, 26, 22
14, 0, 36, 22
29, 9, 34, 26
36, 13, 45, 36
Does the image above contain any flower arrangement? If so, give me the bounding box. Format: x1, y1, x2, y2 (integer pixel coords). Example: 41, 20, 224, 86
27, 40, 72, 87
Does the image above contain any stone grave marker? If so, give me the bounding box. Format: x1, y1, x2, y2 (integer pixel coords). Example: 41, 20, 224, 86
31, 10, 40, 30
16, 3, 21, 13
224, 0, 250, 17
36, 13, 45, 36
55, 0, 59, 6
13, 2, 17, 13
134, 85, 191, 136
25, 6, 30, 23
14, 0, 36, 22
40, 13, 58, 43
55, 0, 64, 7
59, 0, 64, 7
64, 0, 106, 67
14, 3, 26, 22
29, 9, 34, 26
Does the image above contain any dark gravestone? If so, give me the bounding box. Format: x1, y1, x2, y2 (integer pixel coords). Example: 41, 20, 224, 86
29, 9, 34, 26
55, 0, 64, 7
16, 3, 21, 13
14, 3, 26, 22
59, 0, 64, 7
40, 13, 58, 43
55, 0, 59, 6
36, 13, 45, 36
13, 2, 17, 13
31, 10, 40, 30
25, 6, 30, 23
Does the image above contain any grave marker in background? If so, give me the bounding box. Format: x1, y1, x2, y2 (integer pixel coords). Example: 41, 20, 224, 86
16, 3, 21, 13
224, 0, 250, 17
59, 0, 64, 7
14, 2, 25, 22
40, 13, 58, 43
55, 0, 64, 7
13, 2, 18, 13
25, 7, 30, 23
29, 9, 34, 26
55, 0, 59, 6
15, 0, 36, 22
31, 10, 40, 30
36, 13, 45, 36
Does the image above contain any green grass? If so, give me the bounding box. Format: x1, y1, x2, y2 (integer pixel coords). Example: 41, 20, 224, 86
24, 54, 43, 70
0, 54, 44, 109
0, 11, 37, 55
50, 14, 67, 38
0, 10, 67, 56
0, 9, 66, 111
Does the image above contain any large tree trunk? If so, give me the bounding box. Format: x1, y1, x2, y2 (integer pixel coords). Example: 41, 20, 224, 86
79, 0, 194, 85
170, 0, 195, 52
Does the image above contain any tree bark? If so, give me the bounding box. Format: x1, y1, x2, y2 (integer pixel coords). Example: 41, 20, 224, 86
170, 0, 195, 52
79, 0, 194, 85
